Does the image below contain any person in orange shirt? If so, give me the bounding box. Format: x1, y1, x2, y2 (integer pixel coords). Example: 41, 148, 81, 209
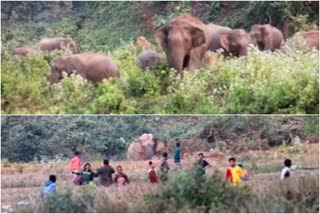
225, 157, 245, 186
69, 151, 82, 185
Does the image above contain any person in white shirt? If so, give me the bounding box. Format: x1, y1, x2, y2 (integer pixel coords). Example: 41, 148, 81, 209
280, 159, 292, 180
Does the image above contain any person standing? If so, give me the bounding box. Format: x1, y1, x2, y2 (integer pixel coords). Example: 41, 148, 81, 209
280, 159, 293, 180
174, 142, 182, 169
225, 157, 245, 186
69, 151, 82, 185
114, 165, 129, 186
160, 152, 170, 181
197, 153, 210, 176
96, 159, 115, 187
148, 161, 158, 183
72, 162, 98, 185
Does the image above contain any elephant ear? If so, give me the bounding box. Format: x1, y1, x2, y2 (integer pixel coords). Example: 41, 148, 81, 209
191, 26, 206, 48
261, 25, 271, 37
154, 26, 168, 48
220, 33, 230, 51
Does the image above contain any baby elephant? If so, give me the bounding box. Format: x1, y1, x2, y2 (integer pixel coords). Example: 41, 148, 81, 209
50, 53, 120, 85
136, 50, 164, 70
14, 46, 35, 60
39, 37, 77, 54
250, 24, 284, 51
295, 31, 319, 50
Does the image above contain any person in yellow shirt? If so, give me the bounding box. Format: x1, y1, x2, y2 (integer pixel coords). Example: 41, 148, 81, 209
225, 157, 245, 186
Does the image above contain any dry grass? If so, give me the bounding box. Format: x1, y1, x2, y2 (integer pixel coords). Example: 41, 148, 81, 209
1, 144, 319, 213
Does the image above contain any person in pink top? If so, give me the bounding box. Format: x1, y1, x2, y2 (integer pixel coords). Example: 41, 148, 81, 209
69, 151, 82, 185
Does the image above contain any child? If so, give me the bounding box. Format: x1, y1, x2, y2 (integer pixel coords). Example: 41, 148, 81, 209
42, 175, 56, 197
148, 161, 158, 183
197, 153, 210, 176
114, 165, 129, 186
280, 159, 292, 180
72, 163, 98, 185
174, 142, 181, 168
225, 157, 245, 186
160, 152, 170, 181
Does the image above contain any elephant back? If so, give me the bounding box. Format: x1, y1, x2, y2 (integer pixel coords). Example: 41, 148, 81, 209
206, 24, 232, 52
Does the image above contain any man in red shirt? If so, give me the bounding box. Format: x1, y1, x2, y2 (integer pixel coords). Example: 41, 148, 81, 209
69, 151, 82, 185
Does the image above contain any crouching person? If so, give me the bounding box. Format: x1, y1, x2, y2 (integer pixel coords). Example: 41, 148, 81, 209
42, 175, 56, 197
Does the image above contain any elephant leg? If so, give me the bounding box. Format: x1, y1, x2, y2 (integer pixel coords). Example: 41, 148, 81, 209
187, 48, 205, 71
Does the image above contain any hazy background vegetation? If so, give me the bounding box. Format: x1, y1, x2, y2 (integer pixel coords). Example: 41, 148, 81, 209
1, 115, 318, 163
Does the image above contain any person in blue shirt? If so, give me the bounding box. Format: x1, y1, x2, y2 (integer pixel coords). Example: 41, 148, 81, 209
174, 142, 181, 169
42, 175, 56, 197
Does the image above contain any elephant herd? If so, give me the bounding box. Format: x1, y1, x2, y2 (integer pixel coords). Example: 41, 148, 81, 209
154, 14, 319, 79
14, 13, 319, 84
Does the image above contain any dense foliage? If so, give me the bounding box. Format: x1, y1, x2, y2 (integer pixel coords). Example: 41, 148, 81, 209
1, 115, 318, 162
1, 1, 319, 114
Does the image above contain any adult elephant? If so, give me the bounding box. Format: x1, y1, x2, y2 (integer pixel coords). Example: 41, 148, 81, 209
154, 14, 209, 79
39, 37, 78, 54
127, 133, 166, 161
49, 53, 120, 85
206, 24, 250, 57
250, 24, 284, 51
294, 31, 319, 49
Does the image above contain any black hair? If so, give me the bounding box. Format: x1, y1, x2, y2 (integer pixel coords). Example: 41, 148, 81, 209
284, 159, 292, 167
103, 159, 109, 165
163, 152, 168, 158
229, 157, 236, 162
149, 161, 153, 166
176, 142, 180, 147
238, 164, 243, 168
83, 162, 91, 171
49, 175, 56, 183
74, 151, 80, 156
198, 153, 204, 157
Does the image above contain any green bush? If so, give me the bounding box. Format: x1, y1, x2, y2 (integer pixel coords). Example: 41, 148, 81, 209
36, 185, 96, 213
143, 167, 252, 212
138, 168, 319, 213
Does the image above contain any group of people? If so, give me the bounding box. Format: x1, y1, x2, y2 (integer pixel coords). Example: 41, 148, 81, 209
70, 152, 129, 186
42, 143, 294, 196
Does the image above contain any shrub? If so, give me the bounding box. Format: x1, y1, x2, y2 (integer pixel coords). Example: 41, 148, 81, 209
35, 185, 96, 213
143, 167, 252, 212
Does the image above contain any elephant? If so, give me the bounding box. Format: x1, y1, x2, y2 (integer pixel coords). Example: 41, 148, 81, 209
136, 50, 165, 70
39, 37, 78, 54
206, 23, 232, 53
250, 24, 284, 51
294, 31, 319, 49
49, 53, 120, 85
206, 24, 250, 57
127, 133, 166, 161
154, 14, 209, 79
219, 29, 251, 57
14, 46, 35, 60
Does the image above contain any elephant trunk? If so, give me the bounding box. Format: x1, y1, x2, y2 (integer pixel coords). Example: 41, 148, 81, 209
167, 45, 185, 78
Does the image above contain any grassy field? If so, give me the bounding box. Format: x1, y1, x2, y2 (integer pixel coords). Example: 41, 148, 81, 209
1, 143, 318, 213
